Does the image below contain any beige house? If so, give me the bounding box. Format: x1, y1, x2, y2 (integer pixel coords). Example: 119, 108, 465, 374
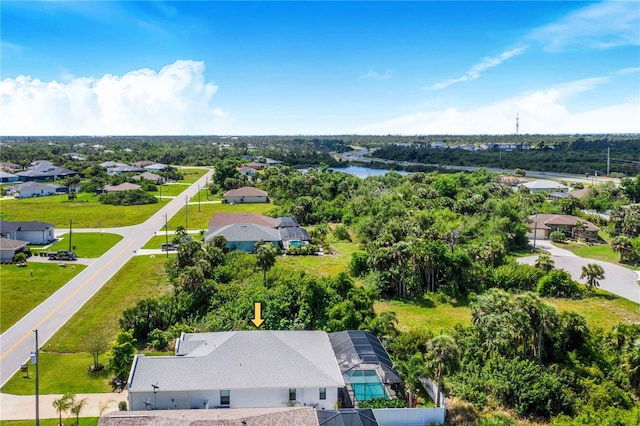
527, 214, 600, 242
223, 187, 269, 204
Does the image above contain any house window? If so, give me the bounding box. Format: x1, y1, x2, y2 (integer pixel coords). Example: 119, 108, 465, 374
220, 390, 230, 405
319, 388, 326, 400
289, 388, 296, 401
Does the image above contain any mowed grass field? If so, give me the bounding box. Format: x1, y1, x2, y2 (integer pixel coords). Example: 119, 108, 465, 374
2, 255, 171, 395
178, 167, 209, 183
42, 233, 123, 258
277, 241, 359, 277
0, 263, 86, 333
44, 255, 172, 353
0, 193, 169, 228
1, 418, 99, 426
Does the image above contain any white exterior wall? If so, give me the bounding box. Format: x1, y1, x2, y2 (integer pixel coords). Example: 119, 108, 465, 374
224, 195, 268, 204
129, 387, 338, 411
0, 248, 17, 263
17, 188, 57, 198
16, 229, 55, 244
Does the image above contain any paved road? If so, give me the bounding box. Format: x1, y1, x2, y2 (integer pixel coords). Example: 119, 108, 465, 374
518, 240, 640, 304
0, 169, 213, 388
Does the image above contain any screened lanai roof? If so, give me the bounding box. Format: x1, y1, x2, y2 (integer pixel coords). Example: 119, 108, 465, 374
279, 227, 311, 241
329, 331, 401, 384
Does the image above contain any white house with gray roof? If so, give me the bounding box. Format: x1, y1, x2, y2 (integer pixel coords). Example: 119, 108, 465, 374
520, 180, 569, 194
127, 331, 345, 411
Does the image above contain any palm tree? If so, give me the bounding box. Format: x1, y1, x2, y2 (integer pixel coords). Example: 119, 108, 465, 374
70, 396, 88, 425
52, 392, 73, 426
534, 254, 555, 272
572, 220, 587, 239
255, 242, 278, 284
580, 263, 605, 288
394, 353, 425, 408
424, 334, 460, 407
611, 236, 633, 262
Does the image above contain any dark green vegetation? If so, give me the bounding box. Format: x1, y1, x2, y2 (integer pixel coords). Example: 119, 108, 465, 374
373, 136, 640, 176
111, 166, 639, 424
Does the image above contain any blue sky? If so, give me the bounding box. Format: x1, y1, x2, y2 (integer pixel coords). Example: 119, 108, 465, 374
1, 1, 638, 135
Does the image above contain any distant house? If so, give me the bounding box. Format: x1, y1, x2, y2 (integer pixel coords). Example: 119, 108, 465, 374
0, 238, 29, 263
127, 331, 345, 411
205, 213, 310, 251
238, 166, 258, 178
5, 182, 61, 198
569, 188, 590, 199
107, 165, 146, 175
132, 172, 165, 185
206, 223, 281, 252
0, 162, 21, 173
144, 163, 168, 171
526, 214, 599, 242
15, 160, 79, 182
100, 161, 129, 168
520, 180, 569, 194
265, 158, 283, 166
0, 171, 19, 183
99, 182, 142, 193
133, 160, 156, 168
243, 162, 266, 170
0, 220, 56, 244
223, 187, 269, 204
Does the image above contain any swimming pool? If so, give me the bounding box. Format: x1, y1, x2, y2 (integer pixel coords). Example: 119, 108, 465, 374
346, 370, 387, 401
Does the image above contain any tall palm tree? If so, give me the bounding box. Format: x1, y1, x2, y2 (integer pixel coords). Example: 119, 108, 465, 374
394, 353, 425, 408
611, 236, 633, 262
580, 263, 605, 288
424, 334, 460, 407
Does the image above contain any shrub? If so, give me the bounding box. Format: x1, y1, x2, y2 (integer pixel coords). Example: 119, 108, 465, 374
514, 169, 526, 177
357, 397, 406, 408
549, 231, 567, 243
536, 270, 582, 298
332, 225, 352, 241
118, 401, 127, 411
100, 189, 158, 206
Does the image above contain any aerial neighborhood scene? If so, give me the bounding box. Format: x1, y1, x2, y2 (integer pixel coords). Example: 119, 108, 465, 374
1, 1, 639, 426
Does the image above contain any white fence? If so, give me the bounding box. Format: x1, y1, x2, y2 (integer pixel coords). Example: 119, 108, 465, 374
372, 407, 445, 426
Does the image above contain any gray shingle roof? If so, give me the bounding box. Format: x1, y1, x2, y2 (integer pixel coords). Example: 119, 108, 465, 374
224, 187, 268, 197
0, 220, 54, 233
206, 223, 280, 243
129, 331, 345, 392
0, 238, 29, 250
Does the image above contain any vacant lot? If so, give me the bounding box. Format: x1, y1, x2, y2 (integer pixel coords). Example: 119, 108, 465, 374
178, 167, 209, 183
0, 263, 86, 333
277, 241, 358, 277
0, 193, 168, 228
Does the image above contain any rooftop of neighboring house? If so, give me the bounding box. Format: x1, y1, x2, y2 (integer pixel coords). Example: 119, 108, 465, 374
99, 406, 320, 426
243, 162, 266, 170
102, 182, 142, 192
128, 331, 345, 393
132, 172, 165, 182
223, 186, 268, 197
527, 214, 599, 232
5, 182, 61, 192
521, 180, 569, 190
208, 213, 276, 228
0, 238, 29, 250
0, 220, 54, 234
0, 162, 21, 173
206, 223, 281, 242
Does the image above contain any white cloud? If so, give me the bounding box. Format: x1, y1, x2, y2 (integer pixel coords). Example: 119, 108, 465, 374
529, 1, 640, 50
426, 46, 528, 90
354, 77, 639, 135
362, 70, 393, 80
0, 60, 232, 136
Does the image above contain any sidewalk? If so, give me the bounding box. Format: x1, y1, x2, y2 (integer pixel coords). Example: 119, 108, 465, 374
1, 391, 128, 420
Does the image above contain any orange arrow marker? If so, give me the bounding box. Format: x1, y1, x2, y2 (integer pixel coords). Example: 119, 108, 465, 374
251, 302, 264, 328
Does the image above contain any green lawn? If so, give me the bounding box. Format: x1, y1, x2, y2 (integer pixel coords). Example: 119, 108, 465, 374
44, 256, 172, 353
555, 240, 622, 264
178, 167, 209, 183
277, 241, 358, 277
0, 263, 86, 333
167, 202, 275, 230
1, 352, 111, 394
1, 418, 99, 426
40, 233, 122, 258
0, 193, 169, 228
154, 183, 189, 197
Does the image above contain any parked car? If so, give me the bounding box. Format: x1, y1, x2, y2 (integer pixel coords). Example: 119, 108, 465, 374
47, 250, 77, 260
161, 243, 177, 251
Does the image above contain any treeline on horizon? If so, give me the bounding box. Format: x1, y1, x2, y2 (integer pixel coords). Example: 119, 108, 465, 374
2, 134, 640, 176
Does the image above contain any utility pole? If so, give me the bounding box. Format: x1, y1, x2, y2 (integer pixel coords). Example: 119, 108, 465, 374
68, 220, 73, 252
165, 214, 169, 258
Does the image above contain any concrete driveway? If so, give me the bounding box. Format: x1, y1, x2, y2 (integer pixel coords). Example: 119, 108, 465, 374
518, 240, 640, 304
1, 391, 128, 420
